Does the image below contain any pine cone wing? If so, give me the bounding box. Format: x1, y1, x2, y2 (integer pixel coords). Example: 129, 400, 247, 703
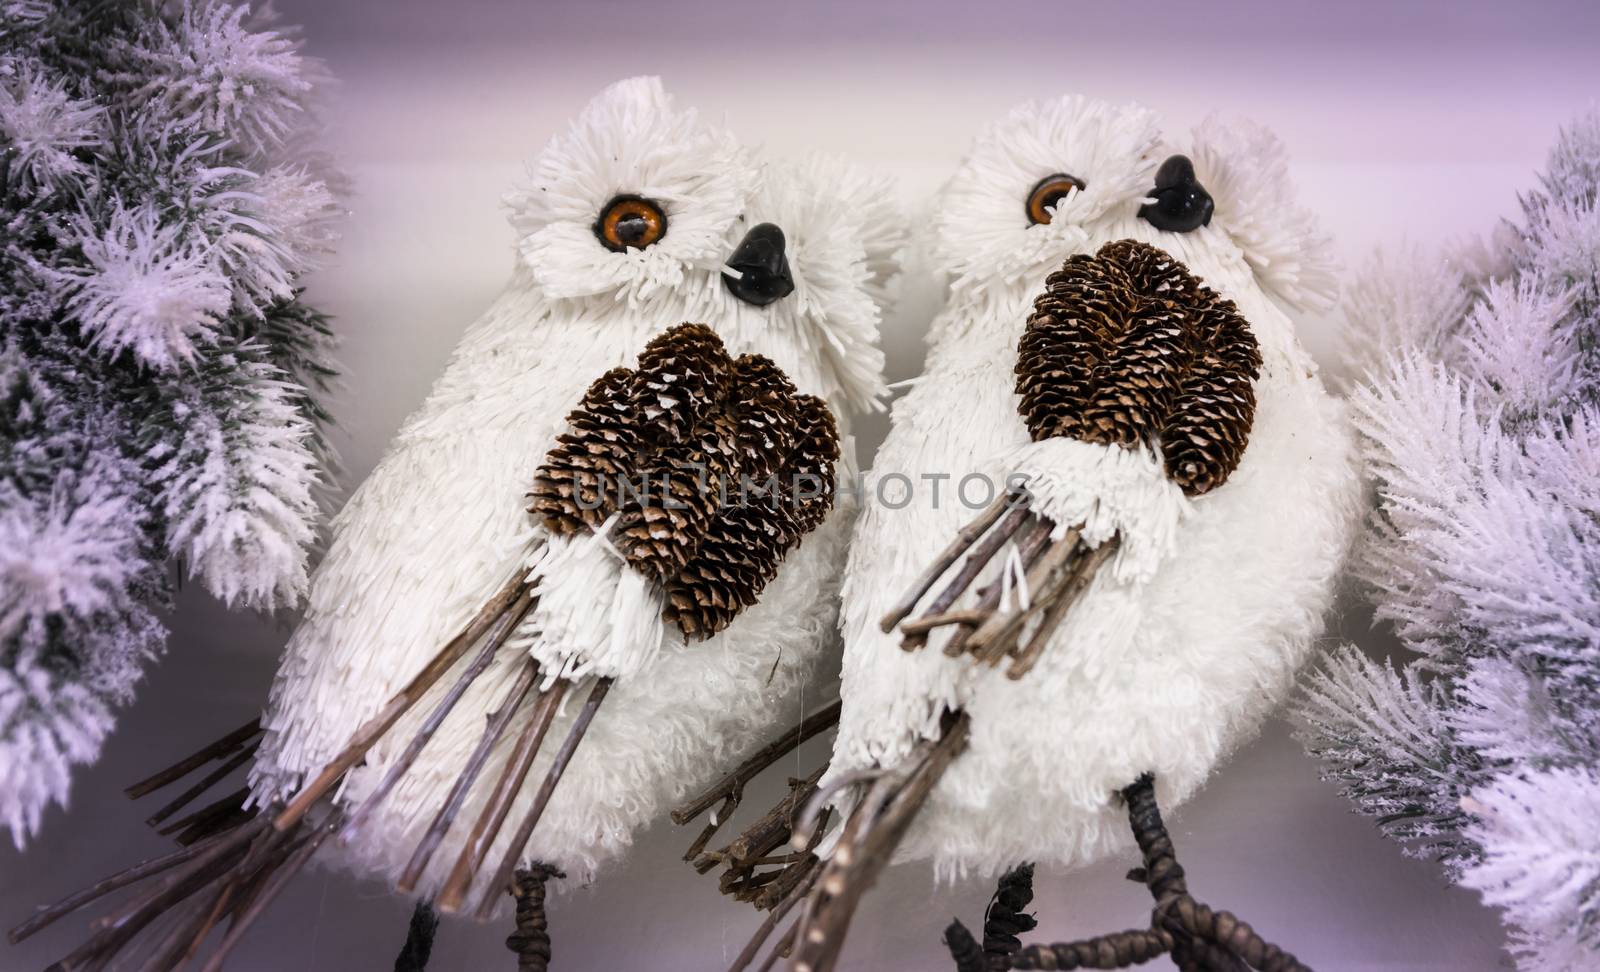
1013, 239, 1262, 496
664, 391, 841, 640
529, 324, 842, 641
529, 366, 641, 533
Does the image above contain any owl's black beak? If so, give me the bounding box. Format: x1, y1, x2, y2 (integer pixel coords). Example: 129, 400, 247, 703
1138, 154, 1213, 233
722, 223, 795, 307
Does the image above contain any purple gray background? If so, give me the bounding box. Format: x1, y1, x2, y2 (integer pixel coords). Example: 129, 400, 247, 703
6, 0, 1599, 968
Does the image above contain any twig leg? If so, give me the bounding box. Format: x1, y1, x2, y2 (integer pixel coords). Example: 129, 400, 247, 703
394, 901, 439, 972
1010, 776, 1310, 972
505, 865, 563, 972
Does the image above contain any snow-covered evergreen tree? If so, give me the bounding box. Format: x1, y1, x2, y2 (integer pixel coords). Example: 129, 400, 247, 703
0, 0, 341, 847
1295, 111, 1600, 970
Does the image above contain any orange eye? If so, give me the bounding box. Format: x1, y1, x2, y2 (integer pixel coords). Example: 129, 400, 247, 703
595, 195, 667, 252
1026, 173, 1086, 225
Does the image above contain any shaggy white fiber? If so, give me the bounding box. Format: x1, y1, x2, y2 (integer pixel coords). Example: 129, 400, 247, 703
830, 97, 1362, 879
249, 77, 901, 904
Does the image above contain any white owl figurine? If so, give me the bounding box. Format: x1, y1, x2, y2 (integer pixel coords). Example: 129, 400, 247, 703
775, 96, 1362, 972
16, 76, 903, 969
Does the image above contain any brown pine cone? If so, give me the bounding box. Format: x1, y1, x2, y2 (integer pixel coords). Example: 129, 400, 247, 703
1013, 239, 1262, 495
616, 404, 742, 581
1014, 255, 1135, 441
531, 326, 843, 637
1079, 300, 1194, 448
1160, 301, 1262, 494
728, 353, 800, 482
662, 496, 792, 638
630, 322, 735, 447
782, 394, 841, 537
529, 367, 639, 533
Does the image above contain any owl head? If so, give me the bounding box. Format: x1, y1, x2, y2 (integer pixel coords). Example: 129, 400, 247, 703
504, 77, 903, 415
932, 94, 1337, 312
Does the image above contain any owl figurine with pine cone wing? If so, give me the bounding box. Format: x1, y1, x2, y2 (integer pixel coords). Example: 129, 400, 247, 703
722, 97, 1361, 972
12, 77, 904, 969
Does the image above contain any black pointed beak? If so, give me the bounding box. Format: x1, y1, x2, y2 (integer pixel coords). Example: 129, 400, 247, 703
722, 223, 795, 307
1138, 154, 1214, 233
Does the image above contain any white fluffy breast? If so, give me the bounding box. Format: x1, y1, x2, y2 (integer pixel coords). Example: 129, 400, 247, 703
830, 216, 1362, 877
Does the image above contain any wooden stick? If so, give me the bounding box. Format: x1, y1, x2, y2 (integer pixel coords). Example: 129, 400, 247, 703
89, 817, 268, 935
753, 841, 824, 911
879, 490, 1017, 633
960, 527, 1088, 665
728, 860, 819, 972
54, 821, 265, 971
7, 830, 233, 944
1008, 538, 1117, 679
789, 768, 883, 851
897, 609, 990, 637
137, 832, 285, 972
176, 806, 255, 847
157, 786, 249, 839
399, 656, 540, 893
943, 519, 1053, 658
681, 794, 738, 863
125, 719, 262, 800
197, 818, 336, 972
341, 587, 537, 844
966, 527, 1081, 658
672, 699, 842, 827
722, 767, 825, 869
472, 679, 612, 920
173, 815, 303, 966
433, 681, 568, 913
145, 743, 258, 827
916, 506, 1033, 620
274, 572, 532, 834
792, 714, 971, 972
899, 507, 1036, 652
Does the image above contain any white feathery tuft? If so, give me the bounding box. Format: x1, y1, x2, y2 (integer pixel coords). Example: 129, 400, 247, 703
1186, 115, 1339, 311
932, 95, 1162, 295
750, 154, 901, 415
504, 76, 757, 304
517, 526, 675, 685
1006, 437, 1191, 584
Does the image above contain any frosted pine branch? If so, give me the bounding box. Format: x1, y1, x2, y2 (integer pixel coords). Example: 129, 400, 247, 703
61, 202, 232, 370
0, 347, 166, 847
1294, 650, 1480, 870
1296, 109, 1600, 970
0, 60, 102, 192
0, 1, 340, 845
150, 338, 321, 609
112, 0, 315, 160
1461, 768, 1600, 964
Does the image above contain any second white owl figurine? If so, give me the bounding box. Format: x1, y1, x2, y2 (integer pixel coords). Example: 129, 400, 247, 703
19, 76, 902, 969
754, 96, 1362, 972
